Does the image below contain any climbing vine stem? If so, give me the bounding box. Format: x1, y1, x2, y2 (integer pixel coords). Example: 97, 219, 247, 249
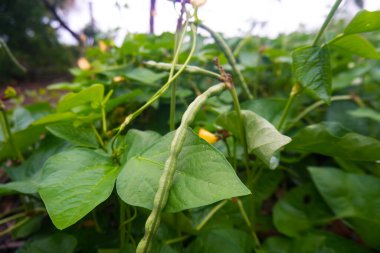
197, 23, 254, 99
117, 24, 198, 134
135, 82, 228, 253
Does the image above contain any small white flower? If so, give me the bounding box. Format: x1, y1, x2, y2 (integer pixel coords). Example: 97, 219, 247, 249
190, 0, 206, 8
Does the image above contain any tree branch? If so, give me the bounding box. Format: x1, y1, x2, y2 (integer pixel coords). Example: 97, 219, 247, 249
40, 0, 83, 45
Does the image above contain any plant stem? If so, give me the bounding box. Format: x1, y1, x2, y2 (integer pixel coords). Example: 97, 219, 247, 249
165, 235, 191, 245
119, 198, 126, 248
101, 90, 113, 134
233, 36, 252, 58
136, 82, 228, 253
0, 108, 24, 161
0, 218, 30, 236
312, 0, 343, 46
236, 199, 261, 248
195, 200, 228, 231
198, 23, 253, 99
229, 87, 250, 172
0, 212, 26, 226
285, 95, 352, 131
144, 61, 222, 80
91, 124, 105, 150
92, 210, 102, 233
170, 21, 189, 131
277, 84, 301, 131
117, 24, 198, 134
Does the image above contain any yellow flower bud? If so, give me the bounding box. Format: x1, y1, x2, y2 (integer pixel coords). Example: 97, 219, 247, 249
198, 128, 219, 144
113, 76, 125, 83
190, 0, 206, 8
77, 57, 91, 70
99, 40, 108, 52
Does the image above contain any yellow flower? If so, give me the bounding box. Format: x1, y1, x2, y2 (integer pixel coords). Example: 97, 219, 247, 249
77, 57, 91, 70
198, 128, 219, 144
99, 40, 108, 52
190, 0, 206, 8
113, 76, 125, 83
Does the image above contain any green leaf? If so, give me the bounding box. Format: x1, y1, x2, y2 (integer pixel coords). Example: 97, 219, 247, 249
309, 167, 380, 249
5, 136, 68, 181
344, 10, 380, 35
13, 107, 34, 131
125, 68, 167, 86
117, 129, 161, 165
39, 149, 118, 229
273, 184, 333, 237
116, 129, 250, 213
12, 215, 44, 239
290, 231, 370, 253
0, 181, 38, 196
254, 170, 284, 203
260, 236, 291, 253
348, 107, 380, 123
241, 98, 289, 126
47, 123, 98, 148
292, 46, 332, 102
16, 233, 77, 253
0, 125, 46, 161
187, 228, 255, 253
32, 112, 77, 125
12, 103, 51, 131
260, 232, 371, 253
328, 34, 380, 59
286, 122, 380, 161
216, 110, 291, 169
57, 84, 104, 112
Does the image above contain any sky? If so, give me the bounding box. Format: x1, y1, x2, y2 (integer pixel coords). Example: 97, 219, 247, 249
58, 0, 380, 45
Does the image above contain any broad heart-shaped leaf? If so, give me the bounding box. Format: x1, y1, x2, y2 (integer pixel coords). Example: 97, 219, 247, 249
286, 122, 380, 161
47, 122, 98, 148
57, 84, 104, 112
273, 184, 334, 237
187, 227, 255, 253
292, 46, 332, 103
216, 110, 291, 169
116, 128, 250, 213
16, 233, 77, 253
39, 149, 118, 229
117, 129, 161, 165
344, 10, 380, 35
328, 34, 380, 59
309, 167, 380, 250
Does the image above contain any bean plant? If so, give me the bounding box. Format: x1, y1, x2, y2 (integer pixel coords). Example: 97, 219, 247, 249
1, 1, 380, 253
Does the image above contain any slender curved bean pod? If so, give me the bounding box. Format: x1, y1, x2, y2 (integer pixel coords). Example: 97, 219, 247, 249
136, 82, 227, 253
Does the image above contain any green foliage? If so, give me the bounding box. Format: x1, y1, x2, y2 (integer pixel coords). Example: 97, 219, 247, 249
292, 46, 332, 102
116, 129, 250, 212
286, 122, 380, 161
38, 149, 119, 229
216, 110, 291, 169
1, 3, 380, 253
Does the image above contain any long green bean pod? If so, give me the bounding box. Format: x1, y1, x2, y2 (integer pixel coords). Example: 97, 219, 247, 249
144, 61, 222, 80
136, 82, 228, 253
197, 23, 253, 99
